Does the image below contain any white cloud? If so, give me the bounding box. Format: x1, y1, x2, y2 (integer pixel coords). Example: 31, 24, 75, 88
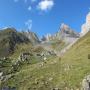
13, 0, 54, 13
28, 6, 32, 11
25, 20, 32, 30
37, 0, 54, 11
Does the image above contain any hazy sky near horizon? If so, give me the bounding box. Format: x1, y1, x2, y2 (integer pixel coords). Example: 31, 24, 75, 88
0, 0, 90, 36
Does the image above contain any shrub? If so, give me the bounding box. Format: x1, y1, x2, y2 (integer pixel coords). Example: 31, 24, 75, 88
88, 54, 90, 59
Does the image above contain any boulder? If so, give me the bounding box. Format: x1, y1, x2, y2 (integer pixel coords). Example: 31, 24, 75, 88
82, 75, 90, 90
39, 62, 44, 67
36, 53, 41, 56
2, 86, 16, 90
43, 57, 47, 61
0, 72, 3, 80
0, 72, 3, 77
19, 52, 31, 61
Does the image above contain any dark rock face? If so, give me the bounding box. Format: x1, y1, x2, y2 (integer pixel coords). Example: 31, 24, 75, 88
19, 52, 31, 61
0, 28, 40, 58
22, 31, 40, 44
0, 28, 30, 58
41, 23, 80, 44
59, 23, 79, 38
1, 87, 16, 90
41, 35, 47, 41
56, 23, 80, 43
56, 24, 80, 39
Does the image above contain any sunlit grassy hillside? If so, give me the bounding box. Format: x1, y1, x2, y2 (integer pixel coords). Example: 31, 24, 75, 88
1, 31, 90, 90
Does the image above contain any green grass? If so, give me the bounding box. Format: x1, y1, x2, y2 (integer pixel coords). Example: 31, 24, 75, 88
1, 32, 90, 90
51, 40, 66, 51
0, 28, 30, 58
11, 43, 32, 59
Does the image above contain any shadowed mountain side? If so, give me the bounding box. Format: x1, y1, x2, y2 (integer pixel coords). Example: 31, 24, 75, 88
0, 28, 40, 58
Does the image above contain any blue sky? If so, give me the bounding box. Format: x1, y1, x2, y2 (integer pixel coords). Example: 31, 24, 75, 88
0, 0, 90, 37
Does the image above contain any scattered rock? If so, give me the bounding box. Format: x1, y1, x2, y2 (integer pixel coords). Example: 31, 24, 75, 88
19, 52, 31, 61
39, 62, 44, 67
48, 77, 53, 81
1, 86, 16, 90
40, 52, 46, 57
0, 72, 4, 80
43, 57, 47, 61
82, 75, 90, 90
48, 51, 56, 56
36, 53, 41, 56
0, 72, 3, 77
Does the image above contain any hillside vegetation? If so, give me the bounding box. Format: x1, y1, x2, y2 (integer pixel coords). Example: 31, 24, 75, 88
1, 30, 90, 90
0, 28, 30, 58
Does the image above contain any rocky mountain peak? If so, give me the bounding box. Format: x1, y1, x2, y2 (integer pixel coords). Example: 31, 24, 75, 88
59, 23, 76, 35
22, 30, 40, 44
60, 23, 70, 31
58, 23, 79, 37
41, 23, 80, 43
55, 23, 80, 43
81, 11, 90, 36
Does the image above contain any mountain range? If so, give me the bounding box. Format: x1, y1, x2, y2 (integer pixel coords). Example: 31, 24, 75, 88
0, 21, 90, 90
0, 23, 80, 58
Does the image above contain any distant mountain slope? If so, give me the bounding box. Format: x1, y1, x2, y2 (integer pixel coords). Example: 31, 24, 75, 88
40, 24, 80, 55
2, 32, 90, 89
23, 31, 40, 44
0, 28, 31, 58
42, 23, 80, 44
56, 23, 80, 43
0, 28, 41, 58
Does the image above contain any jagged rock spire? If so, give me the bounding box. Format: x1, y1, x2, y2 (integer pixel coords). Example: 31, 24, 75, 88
81, 11, 90, 36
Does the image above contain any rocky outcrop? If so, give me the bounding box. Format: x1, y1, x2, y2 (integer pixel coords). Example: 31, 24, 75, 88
1, 87, 16, 90
41, 23, 80, 44
56, 23, 80, 43
22, 30, 40, 44
19, 52, 31, 61
0, 28, 30, 58
82, 75, 90, 90
81, 12, 90, 36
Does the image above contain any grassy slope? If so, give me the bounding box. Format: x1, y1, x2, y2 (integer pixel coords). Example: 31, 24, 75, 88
11, 43, 33, 59
0, 28, 30, 58
1, 32, 90, 90
50, 40, 66, 51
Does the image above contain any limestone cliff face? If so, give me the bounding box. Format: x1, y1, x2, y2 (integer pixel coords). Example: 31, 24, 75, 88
41, 23, 80, 44
56, 23, 80, 43
22, 30, 40, 44
81, 12, 90, 36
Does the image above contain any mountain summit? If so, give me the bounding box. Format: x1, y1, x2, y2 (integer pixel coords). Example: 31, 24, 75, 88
41, 23, 80, 43
0, 28, 40, 58
56, 23, 80, 43
22, 30, 40, 44
81, 12, 90, 36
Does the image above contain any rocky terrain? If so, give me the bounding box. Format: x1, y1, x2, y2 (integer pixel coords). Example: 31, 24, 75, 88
0, 28, 40, 58
0, 12, 90, 90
